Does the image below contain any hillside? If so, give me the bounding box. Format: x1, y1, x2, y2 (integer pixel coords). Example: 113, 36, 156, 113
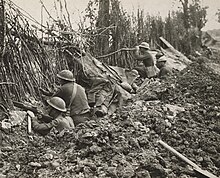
1, 58, 220, 178
207, 29, 220, 41
202, 29, 220, 49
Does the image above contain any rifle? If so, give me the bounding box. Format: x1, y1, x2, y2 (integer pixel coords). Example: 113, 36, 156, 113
158, 140, 218, 178
13, 101, 53, 123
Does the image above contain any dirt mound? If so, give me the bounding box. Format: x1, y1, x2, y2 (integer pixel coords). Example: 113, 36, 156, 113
1, 61, 220, 178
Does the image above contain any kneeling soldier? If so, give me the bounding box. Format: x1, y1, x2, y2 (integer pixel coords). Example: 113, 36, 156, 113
31, 97, 74, 135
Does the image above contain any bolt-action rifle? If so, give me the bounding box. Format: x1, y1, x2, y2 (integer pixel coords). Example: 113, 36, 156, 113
13, 101, 53, 123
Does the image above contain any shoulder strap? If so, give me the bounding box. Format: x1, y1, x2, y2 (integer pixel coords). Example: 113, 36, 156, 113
68, 83, 77, 108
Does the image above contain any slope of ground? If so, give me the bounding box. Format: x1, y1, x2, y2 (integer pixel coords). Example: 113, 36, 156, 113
0, 60, 220, 178
207, 29, 220, 41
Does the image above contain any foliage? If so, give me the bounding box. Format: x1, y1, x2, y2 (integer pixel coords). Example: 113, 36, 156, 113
188, 0, 208, 30
0, 0, 210, 102
0, 1, 85, 104
177, 0, 208, 53
82, 0, 208, 59
216, 9, 220, 23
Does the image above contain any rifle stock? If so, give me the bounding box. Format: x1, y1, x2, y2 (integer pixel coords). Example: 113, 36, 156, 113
13, 101, 53, 123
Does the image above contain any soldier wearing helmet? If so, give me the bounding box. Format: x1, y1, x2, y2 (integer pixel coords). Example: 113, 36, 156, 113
133, 42, 158, 78
155, 52, 172, 79
31, 96, 74, 135
54, 70, 91, 126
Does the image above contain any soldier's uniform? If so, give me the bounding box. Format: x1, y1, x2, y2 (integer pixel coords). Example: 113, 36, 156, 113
134, 42, 158, 78
32, 114, 74, 135
31, 97, 74, 135
54, 82, 90, 125
54, 70, 91, 126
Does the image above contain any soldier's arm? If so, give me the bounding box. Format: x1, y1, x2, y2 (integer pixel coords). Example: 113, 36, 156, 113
134, 50, 152, 61
32, 118, 58, 133
52, 87, 63, 97
134, 51, 146, 61
39, 88, 53, 96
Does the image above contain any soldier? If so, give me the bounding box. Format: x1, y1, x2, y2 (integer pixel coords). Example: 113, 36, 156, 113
155, 52, 172, 79
134, 42, 158, 78
53, 70, 91, 126
31, 97, 74, 135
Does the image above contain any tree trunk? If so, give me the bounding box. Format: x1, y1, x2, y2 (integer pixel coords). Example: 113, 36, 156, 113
96, 0, 110, 56
0, 0, 4, 56
0, 0, 5, 104
180, 0, 191, 54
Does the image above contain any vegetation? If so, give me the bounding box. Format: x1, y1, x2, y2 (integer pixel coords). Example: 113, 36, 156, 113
80, 0, 208, 64
0, 0, 211, 104
216, 9, 220, 23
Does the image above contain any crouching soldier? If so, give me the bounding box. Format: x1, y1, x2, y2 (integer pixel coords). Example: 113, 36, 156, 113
40, 70, 91, 126
54, 70, 91, 126
31, 97, 74, 135
133, 42, 158, 78
155, 52, 172, 79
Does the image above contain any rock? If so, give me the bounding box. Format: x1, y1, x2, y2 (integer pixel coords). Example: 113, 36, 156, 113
166, 115, 175, 120
0, 174, 6, 178
15, 164, 20, 171
165, 104, 185, 117
184, 141, 189, 145
143, 106, 147, 112
51, 161, 60, 169
46, 150, 57, 155
43, 153, 54, 160
1, 120, 12, 131
29, 162, 41, 167
136, 170, 151, 178
206, 146, 217, 154
178, 118, 189, 124
191, 123, 197, 128
82, 132, 93, 138
173, 130, 177, 134
107, 167, 117, 177
156, 156, 167, 167
9, 111, 27, 126
90, 144, 102, 153
122, 165, 135, 178
207, 86, 212, 90
1, 146, 13, 152
202, 156, 212, 167
130, 138, 141, 148
41, 161, 51, 168
197, 157, 203, 162
165, 119, 172, 127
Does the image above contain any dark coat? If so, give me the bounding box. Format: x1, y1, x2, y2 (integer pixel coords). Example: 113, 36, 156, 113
54, 82, 90, 116
32, 115, 74, 135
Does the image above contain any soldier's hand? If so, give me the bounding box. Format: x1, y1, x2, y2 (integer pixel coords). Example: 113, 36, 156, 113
135, 46, 139, 51
36, 109, 43, 119
31, 116, 38, 122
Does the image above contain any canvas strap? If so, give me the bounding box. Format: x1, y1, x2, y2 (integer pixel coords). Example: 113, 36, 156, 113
66, 83, 77, 116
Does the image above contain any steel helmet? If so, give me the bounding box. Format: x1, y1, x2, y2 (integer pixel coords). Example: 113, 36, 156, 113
139, 42, 150, 49
155, 52, 164, 59
157, 56, 167, 62
131, 69, 139, 76
57, 70, 75, 82
120, 81, 132, 92
47, 97, 67, 112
